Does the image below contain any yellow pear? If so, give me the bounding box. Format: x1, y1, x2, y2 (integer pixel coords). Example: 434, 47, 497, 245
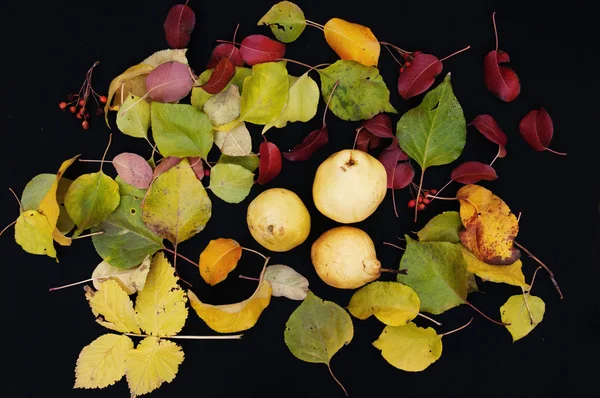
311, 226, 381, 289
313, 149, 387, 223
247, 188, 311, 252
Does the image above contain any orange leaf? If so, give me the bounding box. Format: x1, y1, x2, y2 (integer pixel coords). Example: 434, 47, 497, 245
199, 238, 242, 285
323, 18, 380, 67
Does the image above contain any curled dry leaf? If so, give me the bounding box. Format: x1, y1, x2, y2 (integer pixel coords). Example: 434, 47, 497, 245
469, 114, 507, 147
324, 18, 380, 67
112, 153, 153, 189
348, 281, 420, 326
199, 238, 243, 286
257, 1, 306, 43
263, 264, 309, 300
282, 127, 328, 161
519, 108, 565, 154
240, 34, 286, 66
451, 161, 498, 184
200, 57, 235, 95
398, 52, 443, 100
206, 43, 244, 69
145, 61, 195, 103
164, 3, 196, 49
483, 13, 520, 102
257, 141, 283, 185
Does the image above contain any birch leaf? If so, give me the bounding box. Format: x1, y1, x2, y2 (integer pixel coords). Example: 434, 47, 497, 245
208, 163, 254, 204
240, 61, 289, 125
500, 294, 545, 341
14, 210, 56, 258
203, 85, 241, 126
92, 256, 152, 295
85, 279, 140, 333
199, 238, 243, 286
348, 281, 420, 326
116, 94, 151, 139
214, 121, 252, 156
264, 264, 309, 300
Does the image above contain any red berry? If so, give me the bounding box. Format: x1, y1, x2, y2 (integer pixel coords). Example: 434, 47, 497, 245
69, 106, 77, 114
430, 188, 438, 195
85, 112, 90, 119
418, 196, 423, 204
76, 113, 83, 120
400, 67, 405, 73
418, 203, 426, 211
79, 99, 86, 107
405, 61, 412, 67
59, 102, 67, 110
204, 169, 210, 177
82, 120, 90, 130
99, 95, 108, 104
407, 199, 416, 208
423, 199, 431, 205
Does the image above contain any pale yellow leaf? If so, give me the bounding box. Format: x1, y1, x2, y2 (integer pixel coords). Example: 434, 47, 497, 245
348, 281, 420, 326
461, 246, 529, 288
85, 279, 140, 334
92, 255, 152, 295
203, 85, 241, 126
14, 210, 56, 258
214, 121, 252, 156
500, 294, 545, 341
142, 49, 189, 67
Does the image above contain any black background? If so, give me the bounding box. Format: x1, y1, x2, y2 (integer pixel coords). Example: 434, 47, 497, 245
2, 0, 599, 397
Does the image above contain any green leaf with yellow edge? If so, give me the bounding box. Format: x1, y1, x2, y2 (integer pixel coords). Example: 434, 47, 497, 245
92, 196, 163, 269
135, 252, 188, 336
64, 171, 120, 237
203, 85, 241, 126
142, 158, 212, 244
348, 281, 420, 326
373, 322, 442, 372
191, 67, 252, 110
284, 291, 353, 395
85, 279, 140, 333
92, 256, 151, 295
74, 333, 134, 389
263, 73, 319, 133
125, 336, 184, 398
461, 246, 528, 288
151, 102, 214, 159
115, 176, 147, 199
240, 61, 289, 125
258, 1, 306, 43
397, 74, 466, 170
218, 153, 260, 172
209, 163, 254, 204
397, 236, 468, 315
500, 294, 545, 341
318, 60, 396, 121
14, 210, 56, 258
214, 121, 252, 156
116, 94, 151, 139
418, 211, 463, 243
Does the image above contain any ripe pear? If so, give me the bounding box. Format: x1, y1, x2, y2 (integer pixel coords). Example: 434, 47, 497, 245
313, 149, 387, 224
311, 226, 381, 289
247, 188, 311, 252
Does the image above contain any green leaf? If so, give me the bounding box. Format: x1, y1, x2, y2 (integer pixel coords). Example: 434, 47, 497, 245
417, 211, 463, 243
217, 154, 260, 172
115, 176, 147, 199
92, 196, 163, 269
21, 173, 55, 210
55, 176, 75, 234
240, 62, 289, 125
191, 67, 252, 110
208, 163, 254, 204
14, 210, 57, 258
116, 94, 151, 139
263, 73, 320, 133
317, 60, 396, 121
203, 85, 241, 126
258, 1, 306, 43
397, 236, 468, 315
64, 172, 120, 237
348, 281, 420, 326
142, 158, 212, 244
151, 102, 214, 159
500, 294, 545, 342
284, 291, 353, 394
397, 74, 466, 170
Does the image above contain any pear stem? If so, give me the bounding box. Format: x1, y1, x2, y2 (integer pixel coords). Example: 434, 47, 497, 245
380, 268, 407, 275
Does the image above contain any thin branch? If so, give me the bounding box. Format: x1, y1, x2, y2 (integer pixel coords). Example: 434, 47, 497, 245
0, 220, 17, 237
417, 313, 442, 326
514, 241, 563, 299
125, 333, 243, 340
441, 317, 474, 336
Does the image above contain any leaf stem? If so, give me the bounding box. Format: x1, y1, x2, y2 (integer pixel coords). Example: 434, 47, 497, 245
8, 188, 23, 213
417, 313, 442, 326
492, 12, 499, 51
528, 266, 543, 293
381, 42, 404, 66
441, 317, 473, 336
545, 147, 567, 156
125, 332, 243, 340
323, 80, 340, 128
241, 247, 268, 260
439, 45, 471, 62
305, 19, 325, 31
383, 242, 405, 251
239, 275, 260, 282
0, 220, 17, 237
72, 231, 104, 240
414, 170, 425, 222
100, 133, 113, 172
489, 145, 502, 166
465, 301, 507, 325
78, 159, 113, 163
49, 276, 108, 292
428, 180, 453, 203
380, 268, 407, 275
327, 363, 348, 396
520, 287, 536, 325
162, 247, 199, 268
379, 41, 411, 55
426, 195, 457, 201
514, 241, 563, 299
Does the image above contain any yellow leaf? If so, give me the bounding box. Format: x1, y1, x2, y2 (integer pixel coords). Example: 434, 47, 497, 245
457, 184, 520, 265
189, 275, 272, 333
38, 155, 79, 246
74, 333, 134, 389
348, 281, 420, 326
14, 210, 56, 258
142, 48, 189, 67
85, 279, 140, 334
199, 238, 243, 286
500, 294, 545, 341
461, 246, 529, 288
323, 18, 380, 67
373, 322, 443, 372
92, 256, 151, 295
125, 336, 184, 398
135, 252, 188, 336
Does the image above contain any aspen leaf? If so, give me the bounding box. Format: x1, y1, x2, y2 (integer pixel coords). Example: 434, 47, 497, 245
214, 122, 252, 156
258, 1, 306, 43
125, 336, 184, 398
323, 18, 380, 67
417, 211, 463, 243
218, 153, 260, 172
189, 274, 271, 333
373, 322, 442, 372
191, 67, 252, 110
135, 252, 188, 336
142, 158, 212, 244
115, 176, 147, 199
55, 177, 75, 235
85, 279, 140, 333
203, 85, 241, 126
457, 184, 520, 265
112, 153, 153, 189
92, 256, 152, 295
500, 294, 545, 341
74, 333, 134, 389
318, 60, 396, 121
264, 264, 309, 300
240, 61, 289, 125
209, 163, 254, 204
348, 281, 420, 326
199, 238, 242, 286
461, 247, 528, 288
14, 210, 56, 258
116, 94, 151, 139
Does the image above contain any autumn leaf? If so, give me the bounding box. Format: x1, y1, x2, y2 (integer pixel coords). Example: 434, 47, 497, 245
201, 57, 236, 95
92, 256, 151, 295
152, 156, 183, 179
282, 126, 329, 161
204, 85, 241, 126
461, 247, 528, 288
240, 61, 289, 125
484, 13, 520, 102
116, 176, 147, 199
348, 281, 420, 326
519, 108, 566, 155
376, 142, 414, 189
356, 113, 395, 151
112, 153, 153, 190
258, 1, 306, 43
451, 161, 498, 184
116, 94, 151, 139
264, 264, 309, 300
397, 52, 443, 100
206, 43, 244, 69
257, 141, 282, 185
469, 114, 507, 148
240, 34, 286, 66
457, 184, 520, 265
164, 3, 196, 49
14, 210, 56, 258
191, 67, 252, 110
208, 163, 255, 203
145, 61, 194, 103
324, 18, 380, 67
199, 238, 243, 286
218, 154, 260, 172
500, 294, 545, 341
85, 279, 141, 334
417, 211, 463, 243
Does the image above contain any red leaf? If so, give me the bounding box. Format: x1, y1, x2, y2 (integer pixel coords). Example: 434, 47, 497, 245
146, 61, 194, 102
498, 146, 507, 158
361, 113, 394, 138
240, 35, 286, 66
355, 130, 381, 152
187, 157, 204, 181
469, 114, 508, 147
206, 43, 244, 69
484, 51, 520, 102
200, 57, 235, 94
164, 4, 196, 49
377, 142, 413, 189
282, 127, 329, 162
257, 142, 283, 185
398, 52, 443, 100
451, 161, 498, 184
518, 108, 563, 153
153, 156, 183, 178
113, 153, 153, 189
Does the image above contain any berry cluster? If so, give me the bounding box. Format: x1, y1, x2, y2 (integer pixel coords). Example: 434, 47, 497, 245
408, 188, 437, 211
399, 52, 413, 73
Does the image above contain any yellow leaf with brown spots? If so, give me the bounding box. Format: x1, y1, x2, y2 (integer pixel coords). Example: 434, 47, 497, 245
461, 246, 528, 288
199, 238, 242, 285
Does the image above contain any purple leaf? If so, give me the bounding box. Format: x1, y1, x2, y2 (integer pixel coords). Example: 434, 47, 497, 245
451, 161, 498, 184
112, 153, 153, 189
283, 127, 329, 162
164, 3, 196, 49
469, 114, 508, 147
398, 52, 443, 100
145, 61, 195, 103
377, 141, 413, 189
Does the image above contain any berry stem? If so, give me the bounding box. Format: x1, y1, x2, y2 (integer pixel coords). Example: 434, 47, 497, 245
439, 45, 471, 62
381, 43, 404, 66
417, 313, 442, 326
426, 195, 457, 201
379, 41, 412, 56
429, 180, 453, 203
125, 332, 243, 340
513, 241, 563, 299
441, 317, 474, 336
414, 170, 425, 222
465, 301, 507, 325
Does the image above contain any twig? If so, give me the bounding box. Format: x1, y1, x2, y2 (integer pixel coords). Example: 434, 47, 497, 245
514, 241, 563, 299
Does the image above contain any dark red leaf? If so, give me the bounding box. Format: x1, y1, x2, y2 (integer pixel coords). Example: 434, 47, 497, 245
483, 50, 520, 102
282, 127, 328, 162
146, 61, 194, 102
355, 130, 381, 152
206, 44, 244, 69
240, 35, 286, 66
360, 113, 394, 138
451, 161, 498, 184
200, 57, 235, 94
398, 52, 443, 100
164, 4, 196, 49
187, 157, 204, 181
518, 108, 563, 153
377, 142, 413, 189
257, 142, 283, 185
153, 156, 183, 178
469, 114, 508, 147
